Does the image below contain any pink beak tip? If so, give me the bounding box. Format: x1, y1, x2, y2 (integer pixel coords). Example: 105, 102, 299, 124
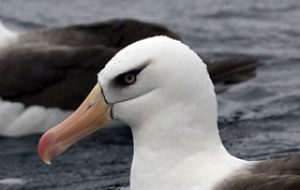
37, 131, 53, 164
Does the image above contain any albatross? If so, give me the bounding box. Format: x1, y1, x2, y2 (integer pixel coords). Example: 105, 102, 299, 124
38, 36, 300, 190
0, 19, 259, 137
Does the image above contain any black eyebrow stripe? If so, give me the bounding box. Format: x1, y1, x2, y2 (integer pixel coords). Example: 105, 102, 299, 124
116, 61, 150, 78
112, 61, 150, 87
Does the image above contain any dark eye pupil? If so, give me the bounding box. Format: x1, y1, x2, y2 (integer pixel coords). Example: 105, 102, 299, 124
114, 68, 143, 86
125, 74, 136, 84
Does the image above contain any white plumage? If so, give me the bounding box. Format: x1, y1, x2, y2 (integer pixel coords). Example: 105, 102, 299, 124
38, 36, 300, 190
98, 36, 248, 190
0, 19, 18, 48
0, 21, 70, 136
0, 98, 71, 137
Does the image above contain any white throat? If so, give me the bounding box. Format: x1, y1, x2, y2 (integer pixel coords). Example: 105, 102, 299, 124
130, 104, 247, 190
98, 36, 250, 190
126, 63, 248, 190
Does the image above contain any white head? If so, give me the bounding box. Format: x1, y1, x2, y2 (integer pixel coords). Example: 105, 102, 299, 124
98, 36, 217, 128
39, 36, 239, 190
98, 36, 224, 189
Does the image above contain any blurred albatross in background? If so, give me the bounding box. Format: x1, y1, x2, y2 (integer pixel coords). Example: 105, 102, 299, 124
0, 19, 258, 137
38, 37, 300, 190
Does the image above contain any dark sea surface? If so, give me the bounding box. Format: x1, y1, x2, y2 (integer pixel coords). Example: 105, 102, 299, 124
0, 0, 300, 189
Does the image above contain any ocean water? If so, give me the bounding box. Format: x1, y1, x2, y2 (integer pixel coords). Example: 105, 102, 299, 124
0, 0, 300, 189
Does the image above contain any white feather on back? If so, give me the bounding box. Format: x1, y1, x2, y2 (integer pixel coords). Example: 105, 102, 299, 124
0, 20, 69, 136
0, 19, 18, 48
0, 98, 71, 137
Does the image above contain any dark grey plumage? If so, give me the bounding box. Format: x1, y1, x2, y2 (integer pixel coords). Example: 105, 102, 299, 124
216, 156, 300, 190
0, 19, 259, 110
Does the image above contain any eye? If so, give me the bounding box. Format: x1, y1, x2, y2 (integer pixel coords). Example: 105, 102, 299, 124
124, 73, 136, 85
113, 62, 149, 87
114, 71, 139, 86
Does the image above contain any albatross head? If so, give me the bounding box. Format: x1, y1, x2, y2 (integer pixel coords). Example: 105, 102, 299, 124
38, 36, 238, 190
99, 36, 216, 127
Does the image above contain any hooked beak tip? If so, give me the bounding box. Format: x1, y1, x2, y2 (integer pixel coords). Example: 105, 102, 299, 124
37, 84, 110, 165
37, 131, 54, 164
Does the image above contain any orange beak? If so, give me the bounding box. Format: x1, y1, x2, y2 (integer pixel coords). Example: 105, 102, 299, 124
38, 84, 110, 164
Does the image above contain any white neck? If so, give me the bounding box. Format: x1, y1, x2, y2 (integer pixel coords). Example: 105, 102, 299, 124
101, 37, 250, 189
0, 20, 18, 48
129, 96, 248, 190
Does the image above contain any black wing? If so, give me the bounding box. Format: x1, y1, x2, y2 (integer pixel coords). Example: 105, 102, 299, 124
0, 44, 117, 110
217, 156, 300, 190
250, 155, 300, 176
217, 174, 300, 190
0, 19, 180, 110
0, 19, 260, 109
204, 56, 261, 93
